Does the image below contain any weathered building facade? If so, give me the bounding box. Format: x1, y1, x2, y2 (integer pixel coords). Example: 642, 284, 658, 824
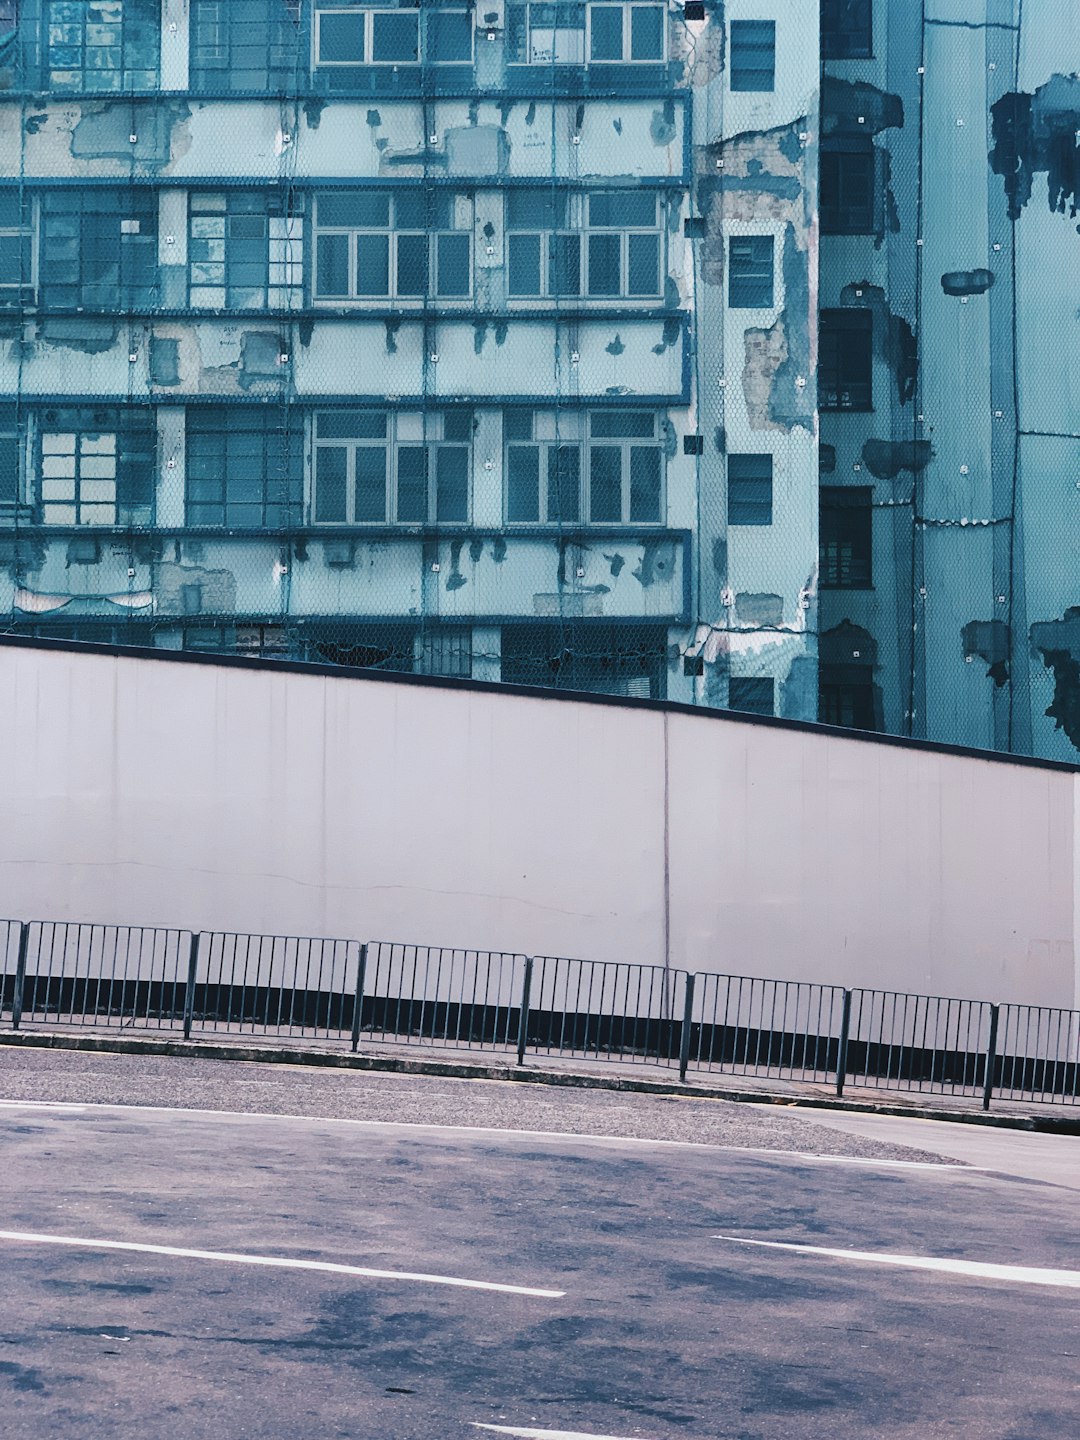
3, 1, 1075, 761
0, 1, 820, 715
819, 0, 1080, 762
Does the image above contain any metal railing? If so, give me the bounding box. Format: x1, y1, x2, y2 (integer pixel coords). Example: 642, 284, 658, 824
0, 915, 1076, 1110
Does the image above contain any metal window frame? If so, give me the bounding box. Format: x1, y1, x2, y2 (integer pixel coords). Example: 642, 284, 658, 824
314, 5, 473, 68
188, 192, 305, 310
503, 410, 586, 525
312, 192, 473, 303
586, 409, 665, 525
505, 189, 663, 302
507, 2, 587, 66
586, 2, 667, 64
0, 191, 36, 306
727, 232, 775, 309
34, 407, 156, 530
184, 408, 304, 530
312, 409, 474, 526
41, 0, 160, 91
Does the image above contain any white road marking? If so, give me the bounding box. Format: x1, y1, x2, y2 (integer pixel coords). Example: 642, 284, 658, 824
715, 1236, 1080, 1289
473, 1426, 653, 1440
0, 1229, 564, 1298
0, 1098, 976, 1171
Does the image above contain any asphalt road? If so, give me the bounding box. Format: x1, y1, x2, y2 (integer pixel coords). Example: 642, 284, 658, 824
1, 1049, 1078, 1439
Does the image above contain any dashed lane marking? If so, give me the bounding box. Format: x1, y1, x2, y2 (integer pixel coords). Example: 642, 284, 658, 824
0, 1229, 565, 1298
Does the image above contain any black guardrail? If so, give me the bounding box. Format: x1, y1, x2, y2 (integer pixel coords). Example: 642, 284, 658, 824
1, 918, 1077, 1109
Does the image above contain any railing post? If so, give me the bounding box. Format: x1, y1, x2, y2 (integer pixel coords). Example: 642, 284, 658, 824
182, 932, 201, 1040
350, 944, 368, 1053
982, 1003, 1000, 1112
678, 973, 696, 1082
835, 988, 853, 1096
516, 957, 534, 1067
10, 922, 29, 1031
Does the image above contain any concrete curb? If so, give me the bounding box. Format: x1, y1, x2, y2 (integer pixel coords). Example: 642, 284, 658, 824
2, 1029, 1079, 1136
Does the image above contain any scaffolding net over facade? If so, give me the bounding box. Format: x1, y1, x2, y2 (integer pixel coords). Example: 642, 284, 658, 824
0, 2, 1077, 762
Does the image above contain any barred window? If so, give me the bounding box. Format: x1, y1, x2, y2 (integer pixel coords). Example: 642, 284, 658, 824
186, 408, 304, 528
35, 407, 155, 527
314, 190, 472, 301
820, 142, 876, 235
820, 486, 873, 588
313, 409, 473, 525
819, 308, 873, 410
188, 192, 304, 309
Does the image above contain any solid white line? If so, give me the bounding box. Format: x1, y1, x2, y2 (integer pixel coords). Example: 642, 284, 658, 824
473, 1426, 652, 1440
715, 1236, 1080, 1289
0, 1229, 564, 1298
0, 1099, 976, 1171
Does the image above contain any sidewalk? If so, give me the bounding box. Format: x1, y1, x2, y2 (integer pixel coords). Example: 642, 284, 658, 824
2, 1022, 1078, 1136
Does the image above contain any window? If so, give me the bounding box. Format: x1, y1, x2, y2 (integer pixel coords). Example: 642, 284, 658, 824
0, 191, 33, 307
185, 624, 290, 657
42, 0, 159, 91
188, 193, 304, 309
588, 411, 663, 523
35, 408, 155, 527
820, 142, 875, 234
507, 3, 586, 65
506, 189, 661, 299
314, 190, 472, 301
820, 487, 872, 588
588, 3, 665, 62
313, 409, 472, 525
0, 403, 20, 514
728, 235, 774, 308
820, 675, 877, 729
728, 454, 773, 525
819, 308, 873, 410
729, 19, 775, 91
313, 5, 473, 68
190, 0, 305, 93
505, 409, 583, 523
186, 408, 303, 528
40, 190, 157, 308
821, 0, 872, 60
502, 622, 668, 698
505, 410, 663, 524
729, 676, 774, 716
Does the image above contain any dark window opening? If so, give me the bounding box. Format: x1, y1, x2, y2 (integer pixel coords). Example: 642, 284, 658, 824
820, 143, 876, 235
820, 486, 872, 588
821, 0, 872, 60
819, 308, 873, 411
729, 676, 775, 716
728, 454, 773, 526
728, 235, 774, 308
820, 673, 879, 729
501, 622, 668, 699
186, 408, 304, 529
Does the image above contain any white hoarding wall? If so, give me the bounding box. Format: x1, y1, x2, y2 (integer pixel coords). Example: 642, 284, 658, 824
0, 642, 1075, 1010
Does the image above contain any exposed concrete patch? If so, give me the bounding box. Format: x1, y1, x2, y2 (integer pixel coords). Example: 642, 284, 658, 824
153, 561, 237, 618
735, 593, 783, 627
39, 318, 119, 355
